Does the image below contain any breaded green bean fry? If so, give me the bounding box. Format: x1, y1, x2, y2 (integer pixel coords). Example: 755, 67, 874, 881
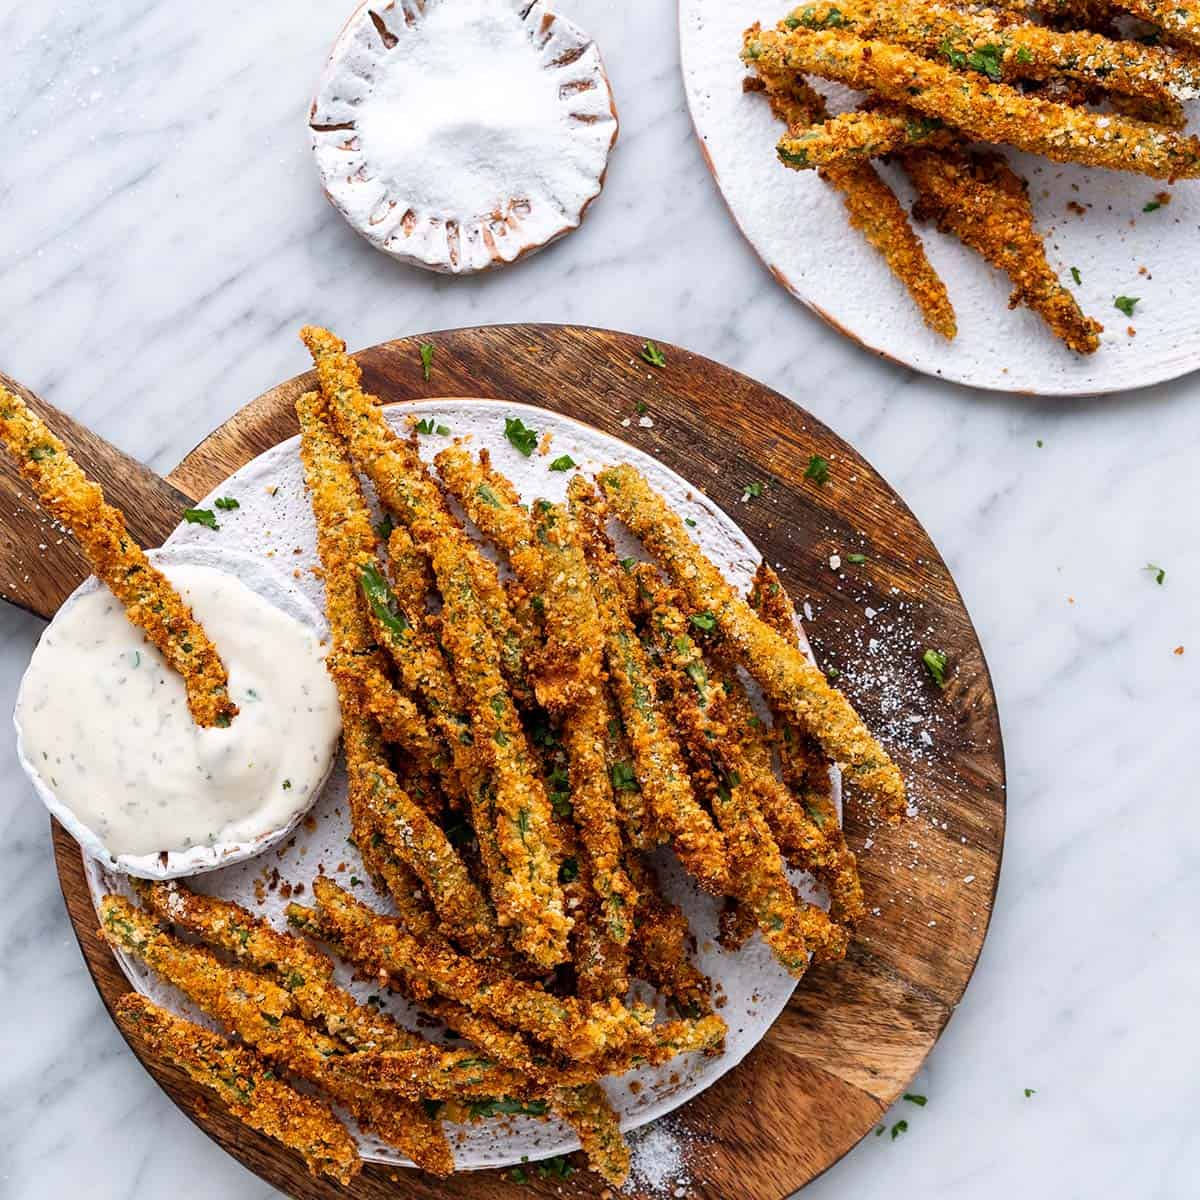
745, 34, 956, 340
296, 391, 500, 958
598, 464, 906, 823
901, 145, 1103, 354
749, 27, 1200, 179
785, 0, 1200, 102
300, 326, 534, 704
101, 896, 454, 1174
422, 526, 570, 969
748, 564, 866, 926
311, 877, 650, 1061
568, 477, 728, 893
115, 994, 360, 1185
0, 387, 237, 727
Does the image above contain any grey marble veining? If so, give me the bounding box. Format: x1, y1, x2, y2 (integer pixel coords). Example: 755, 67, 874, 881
1, 1, 1198, 1197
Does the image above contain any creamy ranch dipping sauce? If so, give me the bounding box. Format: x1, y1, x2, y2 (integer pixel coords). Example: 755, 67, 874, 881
16, 563, 341, 858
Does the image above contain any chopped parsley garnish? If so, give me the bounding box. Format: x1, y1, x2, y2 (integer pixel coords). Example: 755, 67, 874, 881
548, 454, 576, 471
415, 418, 436, 434
214, 496, 239, 511
28, 445, 56, 462
805, 454, 831, 485
875, 1126, 886, 1137
1069, 266, 1082, 286
282, 779, 292, 790
504, 416, 539, 456
640, 340, 666, 368
966, 43, 1005, 80
922, 648, 948, 688
891, 1119, 908, 1140
939, 36, 966, 68
1015, 45, 1033, 63
507, 1166, 529, 1184
419, 341, 434, 381
690, 612, 717, 632
637, 400, 648, 415
787, 5, 846, 27
903, 1093, 927, 1107
476, 483, 502, 508
685, 516, 697, 527
1144, 562, 1166, 585
1114, 295, 1139, 317
1143, 199, 1162, 212
350, 875, 363, 887
610, 761, 638, 791
537, 1156, 576, 1180
1024, 1087, 1037, 1098
375, 515, 395, 541
559, 857, 580, 884
619, 556, 637, 572
742, 481, 764, 501
847, 552, 867, 564
182, 507, 219, 530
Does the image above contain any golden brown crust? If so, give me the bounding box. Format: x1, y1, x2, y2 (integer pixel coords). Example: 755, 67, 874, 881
0, 387, 237, 727
568, 476, 729, 893
101, 896, 454, 1174
599, 465, 906, 824
748, 564, 867, 926
752, 27, 1200, 179
745, 35, 956, 340
115, 994, 361, 1185
901, 146, 1104, 354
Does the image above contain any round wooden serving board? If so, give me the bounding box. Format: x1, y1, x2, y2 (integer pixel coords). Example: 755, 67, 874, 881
1, 325, 1004, 1199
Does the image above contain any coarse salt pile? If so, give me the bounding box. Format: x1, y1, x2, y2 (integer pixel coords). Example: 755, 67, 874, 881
310, 0, 618, 273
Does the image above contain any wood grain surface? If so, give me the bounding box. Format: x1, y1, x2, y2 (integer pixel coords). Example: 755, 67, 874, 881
11, 325, 1004, 1199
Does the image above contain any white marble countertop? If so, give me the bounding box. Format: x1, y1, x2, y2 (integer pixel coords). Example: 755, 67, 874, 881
1, 2, 1196, 1197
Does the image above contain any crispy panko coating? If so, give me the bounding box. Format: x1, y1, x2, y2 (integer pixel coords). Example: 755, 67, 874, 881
749, 26, 1200, 179
568, 478, 729, 894
598, 465, 906, 824
626, 853, 715, 1018
533, 500, 637, 948
569, 484, 656, 851
786, 0, 1200, 103
550, 1085, 630, 1188
767, 104, 958, 169
288, 900, 721, 1086
115, 994, 361, 1185
386, 521, 433, 616
422, 525, 571, 969
748, 564, 866, 926
300, 326, 535, 705
0, 387, 237, 727
295, 392, 502, 959
637, 571, 846, 970
745, 29, 956, 340
310, 877, 653, 1062
101, 896, 454, 1174
901, 146, 1104, 354
1108, 0, 1200, 49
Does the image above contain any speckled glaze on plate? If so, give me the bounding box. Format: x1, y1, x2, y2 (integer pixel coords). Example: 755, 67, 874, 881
681, 0, 1200, 395
86, 399, 840, 1171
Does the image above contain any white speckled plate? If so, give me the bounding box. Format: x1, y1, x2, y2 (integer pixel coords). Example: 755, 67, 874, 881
680, 0, 1200, 395
87, 399, 839, 1172
311, 0, 618, 274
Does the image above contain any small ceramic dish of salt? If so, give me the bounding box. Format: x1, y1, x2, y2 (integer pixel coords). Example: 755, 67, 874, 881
310, 0, 619, 274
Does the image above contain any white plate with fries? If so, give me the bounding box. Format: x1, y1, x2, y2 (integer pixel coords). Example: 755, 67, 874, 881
681, 0, 1200, 394
86, 392, 862, 1180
